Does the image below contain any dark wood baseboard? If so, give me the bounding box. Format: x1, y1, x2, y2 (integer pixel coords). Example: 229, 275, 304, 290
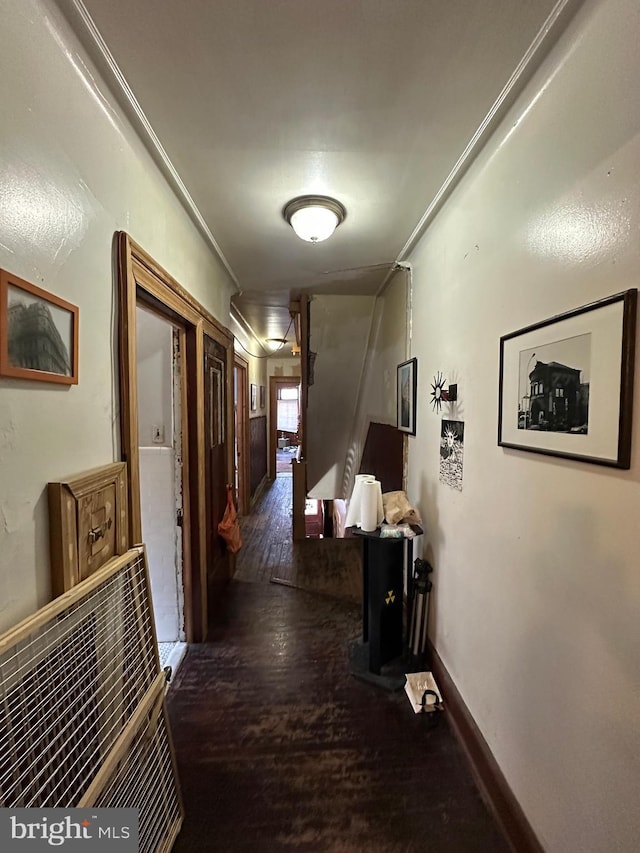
430, 643, 544, 853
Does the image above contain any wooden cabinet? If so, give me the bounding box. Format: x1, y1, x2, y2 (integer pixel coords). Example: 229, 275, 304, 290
48, 462, 129, 596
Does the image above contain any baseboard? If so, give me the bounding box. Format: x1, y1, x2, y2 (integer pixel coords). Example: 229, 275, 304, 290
429, 643, 544, 853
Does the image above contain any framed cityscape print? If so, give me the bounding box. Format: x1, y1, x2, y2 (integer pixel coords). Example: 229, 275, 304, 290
0, 269, 79, 385
498, 289, 637, 468
397, 357, 417, 435
250, 383, 257, 412
259, 384, 265, 409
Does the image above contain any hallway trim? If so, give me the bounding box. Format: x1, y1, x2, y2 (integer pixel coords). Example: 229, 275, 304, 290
430, 644, 544, 853
117, 232, 235, 643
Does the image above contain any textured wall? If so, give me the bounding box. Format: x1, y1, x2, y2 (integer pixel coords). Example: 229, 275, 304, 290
0, 0, 235, 632
406, 0, 640, 849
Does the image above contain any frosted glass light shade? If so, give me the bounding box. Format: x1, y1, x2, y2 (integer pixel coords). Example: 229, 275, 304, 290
290, 206, 337, 242
283, 195, 346, 243
265, 338, 287, 352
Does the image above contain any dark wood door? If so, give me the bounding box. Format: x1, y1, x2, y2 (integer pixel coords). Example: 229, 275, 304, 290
204, 335, 228, 613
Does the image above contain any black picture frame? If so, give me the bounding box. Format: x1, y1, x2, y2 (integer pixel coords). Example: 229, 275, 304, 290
250, 383, 257, 412
259, 385, 265, 409
498, 289, 637, 468
397, 357, 417, 435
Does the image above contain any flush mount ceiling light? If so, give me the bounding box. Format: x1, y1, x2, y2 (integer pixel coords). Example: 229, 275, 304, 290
265, 338, 288, 352
283, 195, 346, 243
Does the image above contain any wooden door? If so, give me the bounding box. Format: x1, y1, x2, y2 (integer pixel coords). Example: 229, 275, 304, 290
204, 335, 228, 612
234, 358, 250, 515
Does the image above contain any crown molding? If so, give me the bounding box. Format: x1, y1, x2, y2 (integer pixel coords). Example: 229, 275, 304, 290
397, 0, 586, 262
229, 305, 270, 356
56, 0, 240, 291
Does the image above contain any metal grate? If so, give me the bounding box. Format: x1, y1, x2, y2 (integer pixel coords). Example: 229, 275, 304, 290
0, 549, 158, 807
91, 693, 182, 853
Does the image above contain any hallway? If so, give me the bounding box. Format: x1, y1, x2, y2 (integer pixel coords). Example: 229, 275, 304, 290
166, 478, 510, 852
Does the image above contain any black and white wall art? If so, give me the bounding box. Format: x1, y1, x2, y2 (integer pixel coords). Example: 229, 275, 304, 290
440, 420, 464, 491
517, 334, 591, 434
499, 290, 637, 468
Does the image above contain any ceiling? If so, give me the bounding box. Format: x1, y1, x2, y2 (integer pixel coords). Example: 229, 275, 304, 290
57, 0, 577, 351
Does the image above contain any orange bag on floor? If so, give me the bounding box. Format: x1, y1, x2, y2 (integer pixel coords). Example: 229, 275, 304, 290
218, 485, 242, 554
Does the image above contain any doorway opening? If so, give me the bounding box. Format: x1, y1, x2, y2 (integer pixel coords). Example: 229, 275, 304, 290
136, 304, 187, 679
269, 377, 301, 479
118, 232, 236, 642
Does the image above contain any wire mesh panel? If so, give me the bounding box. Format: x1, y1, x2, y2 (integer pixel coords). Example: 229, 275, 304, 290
0, 548, 158, 808
88, 680, 182, 853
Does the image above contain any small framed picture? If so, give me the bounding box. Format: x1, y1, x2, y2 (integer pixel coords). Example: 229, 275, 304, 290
397, 357, 417, 435
250, 383, 257, 412
0, 269, 79, 385
259, 384, 265, 409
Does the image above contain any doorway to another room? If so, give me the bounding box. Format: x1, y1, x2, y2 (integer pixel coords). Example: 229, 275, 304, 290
270, 377, 301, 479
136, 305, 187, 679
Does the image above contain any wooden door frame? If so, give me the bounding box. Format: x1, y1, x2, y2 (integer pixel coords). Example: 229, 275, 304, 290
117, 232, 234, 643
234, 353, 250, 515
269, 376, 301, 480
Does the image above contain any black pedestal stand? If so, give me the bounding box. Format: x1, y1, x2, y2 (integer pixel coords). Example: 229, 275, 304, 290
350, 525, 423, 691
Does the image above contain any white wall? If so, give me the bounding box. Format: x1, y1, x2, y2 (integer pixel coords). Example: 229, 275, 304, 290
139, 448, 180, 642
341, 269, 409, 499
0, 0, 235, 633
406, 0, 640, 849
267, 356, 301, 378
137, 307, 173, 447
307, 295, 375, 498
136, 308, 181, 642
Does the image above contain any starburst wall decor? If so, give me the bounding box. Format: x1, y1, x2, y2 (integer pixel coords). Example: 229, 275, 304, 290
430, 373, 457, 412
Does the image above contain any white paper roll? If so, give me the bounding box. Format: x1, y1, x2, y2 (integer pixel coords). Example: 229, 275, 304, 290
345, 474, 374, 528
376, 482, 384, 522
345, 480, 363, 528
361, 480, 380, 532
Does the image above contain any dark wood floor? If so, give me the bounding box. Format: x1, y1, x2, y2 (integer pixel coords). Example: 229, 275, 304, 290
167, 477, 510, 852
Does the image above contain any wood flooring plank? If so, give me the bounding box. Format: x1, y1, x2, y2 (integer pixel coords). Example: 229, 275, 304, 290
168, 476, 511, 852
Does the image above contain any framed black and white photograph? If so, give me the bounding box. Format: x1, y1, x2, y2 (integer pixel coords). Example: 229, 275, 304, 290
397, 357, 417, 435
0, 269, 79, 385
250, 383, 257, 412
498, 289, 637, 468
259, 384, 265, 409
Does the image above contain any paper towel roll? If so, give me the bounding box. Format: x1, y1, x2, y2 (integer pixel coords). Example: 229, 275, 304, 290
376, 483, 384, 522
361, 480, 381, 532
373, 480, 384, 525
345, 474, 375, 528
